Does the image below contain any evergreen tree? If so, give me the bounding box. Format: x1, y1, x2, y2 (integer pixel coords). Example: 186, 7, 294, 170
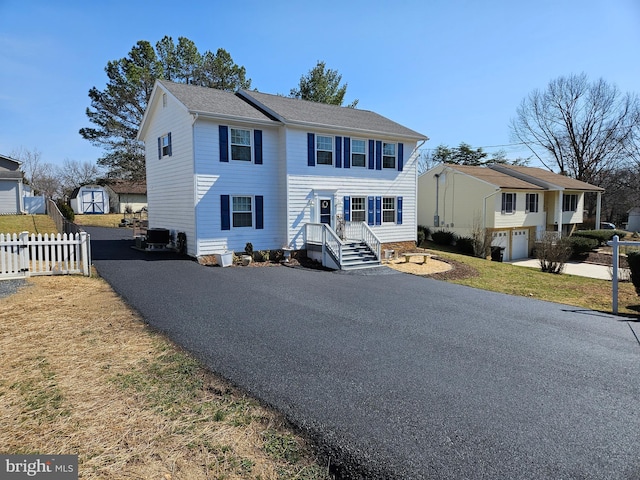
290, 61, 358, 108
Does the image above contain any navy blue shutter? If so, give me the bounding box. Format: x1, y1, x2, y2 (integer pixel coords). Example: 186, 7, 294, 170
157, 137, 162, 159
307, 133, 315, 166
221, 195, 230, 230
255, 195, 264, 229
343, 137, 350, 169
375, 196, 382, 225
375, 141, 382, 170
167, 132, 172, 156
343, 196, 350, 221
397, 143, 404, 171
397, 196, 403, 224
367, 196, 374, 225
219, 126, 229, 162
335, 135, 342, 168
368, 140, 375, 169
254, 130, 263, 164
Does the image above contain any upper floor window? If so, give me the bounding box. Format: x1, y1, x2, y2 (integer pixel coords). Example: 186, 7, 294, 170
351, 139, 366, 167
232, 196, 253, 227
231, 128, 252, 161
158, 133, 172, 158
501, 192, 515, 214
382, 197, 396, 223
382, 143, 396, 169
525, 193, 539, 213
563, 194, 578, 212
316, 136, 333, 165
351, 196, 366, 222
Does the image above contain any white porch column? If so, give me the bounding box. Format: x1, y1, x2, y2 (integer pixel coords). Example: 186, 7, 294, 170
557, 191, 563, 235
596, 191, 602, 230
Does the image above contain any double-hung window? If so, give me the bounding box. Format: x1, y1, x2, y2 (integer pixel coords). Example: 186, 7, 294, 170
563, 194, 578, 212
159, 133, 171, 158
501, 192, 516, 214
351, 197, 366, 222
382, 143, 396, 169
316, 136, 333, 165
231, 128, 252, 161
351, 139, 366, 167
232, 196, 252, 227
525, 193, 539, 213
382, 197, 396, 223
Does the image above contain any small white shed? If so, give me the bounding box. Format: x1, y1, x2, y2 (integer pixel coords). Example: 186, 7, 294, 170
627, 207, 640, 232
70, 185, 110, 214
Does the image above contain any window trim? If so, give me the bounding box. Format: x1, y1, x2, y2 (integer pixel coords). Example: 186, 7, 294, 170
562, 194, 578, 212
160, 133, 171, 158
350, 138, 367, 168
382, 196, 396, 223
229, 127, 253, 162
501, 192, 516, 214
350, 196, 366, 222
382, 142, 396, 169
315, 135, 334, 166
231, 195, 253, 228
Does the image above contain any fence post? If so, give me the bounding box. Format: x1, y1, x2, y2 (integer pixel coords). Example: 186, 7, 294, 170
610, 235, 619, 315
19, 231, 31, 277
79, 231, 90, 276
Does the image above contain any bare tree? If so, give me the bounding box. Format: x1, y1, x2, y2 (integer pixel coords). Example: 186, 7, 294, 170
510, 73, 640, 184
11, 147, 61, 198
58, 159, 102, 196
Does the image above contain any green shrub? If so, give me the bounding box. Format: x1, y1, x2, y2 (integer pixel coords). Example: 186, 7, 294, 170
573, 229, 624, 246
627, 251, 640, 296
568, 236, 599, 257
431, 229, 456, 246
455, 236, 475, 255
417, 225, 431, 240
56, 200, 74, 222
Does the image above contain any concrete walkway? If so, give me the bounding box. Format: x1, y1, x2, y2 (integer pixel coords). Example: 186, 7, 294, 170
508, 258, 617, 280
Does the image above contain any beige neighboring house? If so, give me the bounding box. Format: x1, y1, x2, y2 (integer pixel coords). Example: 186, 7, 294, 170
104, 181, 147, 213
418, 164, 604, 261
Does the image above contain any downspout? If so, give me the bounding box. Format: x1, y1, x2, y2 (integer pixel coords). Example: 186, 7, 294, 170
192, 112, 199, 257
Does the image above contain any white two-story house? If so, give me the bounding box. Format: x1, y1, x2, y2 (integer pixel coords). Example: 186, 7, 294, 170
137, 80, 427, 269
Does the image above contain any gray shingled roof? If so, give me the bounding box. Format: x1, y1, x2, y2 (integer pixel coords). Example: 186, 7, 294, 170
239, 90, 427, 140
158, 80, 278, 124
446, 165, 544, 190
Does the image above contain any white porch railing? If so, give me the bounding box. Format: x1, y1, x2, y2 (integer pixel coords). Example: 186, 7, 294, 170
304, 222, 381, 269
0, 231, 91, 279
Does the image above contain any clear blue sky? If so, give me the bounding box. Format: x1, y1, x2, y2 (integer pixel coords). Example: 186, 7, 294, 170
1, 0, 638, 169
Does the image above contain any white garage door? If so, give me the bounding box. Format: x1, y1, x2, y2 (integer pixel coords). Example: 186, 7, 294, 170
491, 230, 509, 261
511, 229, 529, 260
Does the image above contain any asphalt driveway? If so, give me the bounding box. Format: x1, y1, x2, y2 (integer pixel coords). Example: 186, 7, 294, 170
88, 227, 640, 479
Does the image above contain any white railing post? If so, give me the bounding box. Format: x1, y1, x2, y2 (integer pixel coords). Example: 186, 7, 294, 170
610, 235, 619, 315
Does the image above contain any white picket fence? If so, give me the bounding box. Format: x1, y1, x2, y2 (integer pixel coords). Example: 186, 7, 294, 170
0, 231, 91, 279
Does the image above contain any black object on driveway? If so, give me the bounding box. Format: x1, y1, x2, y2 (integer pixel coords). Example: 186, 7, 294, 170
88, 227, 640, 480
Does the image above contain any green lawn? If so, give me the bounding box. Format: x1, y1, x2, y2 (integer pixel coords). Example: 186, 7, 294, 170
0, 214, 58, 235
428, 246, 639, 317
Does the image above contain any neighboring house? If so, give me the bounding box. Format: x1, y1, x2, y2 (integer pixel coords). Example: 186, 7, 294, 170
627, 208, 640, 232
70, 184, 110, 214
0, 154, 25, 214
418, 164, 604, 261
137, 80, 427, 269
104, 180, 147, 213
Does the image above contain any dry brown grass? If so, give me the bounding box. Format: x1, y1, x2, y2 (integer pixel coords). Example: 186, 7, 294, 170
0, 276, 328, 479
74, 214, 127, 228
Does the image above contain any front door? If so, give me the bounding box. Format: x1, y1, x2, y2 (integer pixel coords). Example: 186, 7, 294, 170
319, 198, 332, 227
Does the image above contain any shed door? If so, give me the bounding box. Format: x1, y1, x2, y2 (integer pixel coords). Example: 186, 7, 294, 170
82, 189, 104, 214
511, 229, 529, 260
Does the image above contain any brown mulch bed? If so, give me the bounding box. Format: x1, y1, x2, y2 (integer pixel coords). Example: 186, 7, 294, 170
582, 251, 628, 268
426, 257, 479, 281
